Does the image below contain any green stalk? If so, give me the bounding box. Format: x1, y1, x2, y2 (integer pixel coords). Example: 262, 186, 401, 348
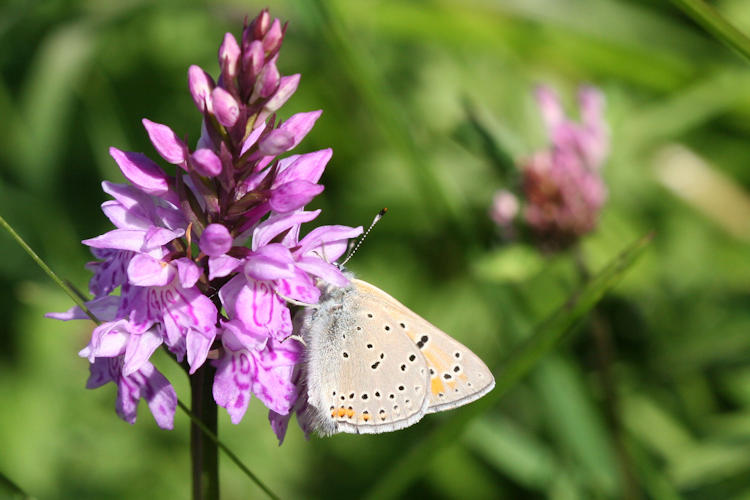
670, 0, 750, 63
0, 214, 98, 323
190, 364, 219, 500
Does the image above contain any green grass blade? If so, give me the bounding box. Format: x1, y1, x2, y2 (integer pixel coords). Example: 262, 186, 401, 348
0, 213, 98, 323
670, 0, 750, 63
363, 233, 652, 500
0, 471, 35, 500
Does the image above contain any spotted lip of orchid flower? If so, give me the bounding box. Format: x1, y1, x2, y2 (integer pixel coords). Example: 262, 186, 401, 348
47, 9, 363, 440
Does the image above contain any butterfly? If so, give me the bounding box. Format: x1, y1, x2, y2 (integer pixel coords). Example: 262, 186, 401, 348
296, 276, 495, 436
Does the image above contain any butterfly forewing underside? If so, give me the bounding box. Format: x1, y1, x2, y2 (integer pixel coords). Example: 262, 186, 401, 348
301, 278, 495, 436
352, 280, 495, 413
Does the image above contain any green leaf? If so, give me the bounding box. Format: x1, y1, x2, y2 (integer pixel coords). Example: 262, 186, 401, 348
670, 0, 750, 63
0, 471, 34, 500
363, 233, 652, 500
464, 415, 560, 489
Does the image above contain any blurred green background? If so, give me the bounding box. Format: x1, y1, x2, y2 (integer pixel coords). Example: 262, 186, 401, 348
3, 0, 750, 498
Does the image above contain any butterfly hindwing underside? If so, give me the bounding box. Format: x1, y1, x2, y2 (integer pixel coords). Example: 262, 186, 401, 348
300, 278, 495, 436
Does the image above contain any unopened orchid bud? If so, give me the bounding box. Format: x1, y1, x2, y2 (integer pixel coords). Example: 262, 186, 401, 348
188, 65, 215, 113
219, 33, 241, 79
192, 148, 223, 177
252, 9, 271, 39
211, 87, 240, 127
263, 19, 284, 53
252, 58, 280, 101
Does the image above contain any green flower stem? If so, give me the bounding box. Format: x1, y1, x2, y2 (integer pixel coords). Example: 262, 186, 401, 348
177, 400, 280, 500
670, 0, 750, 63
573, 247, 640, 499
190, 364, 219, 500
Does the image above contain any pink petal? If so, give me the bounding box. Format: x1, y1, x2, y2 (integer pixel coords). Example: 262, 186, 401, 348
188, 65, 215, 113
262, 18, 283, 53
101, 181, 151, 210
252, 209, 321, 250
276, 268, 320, 304
213, 349, 253, 424
258, 129, 294, 156
251, 339, 302, 414
222, 319, 268, 351
123, 327, 164, 375
253, 57, 280, 99
269, 410, 292, 445
187, 329, 214, 374
274, 148, 331, 186
535, 85, 564, 132
140, 363, 178, 429
219, 32, 241, 78
240, 121, 267, 156
83, 229, 147, 252
127, 254, 173, 286
79, 319, 130, 361
86, 357, 118, 389
244, 245, 296, 281
143, 226, 184, 249
277, 110, 322, 150
235, 280, 292, 340
208, 255, 243, 280
200, 223, 233, 257
174, 257, 201, 288
295, 256, 350, 287
192, 148, 223, 177
269, 180, 323, 213
242, 40, 264, 81
141, 120, 187, 165
100, 200, 151, 230
211, 87, 240, 127
109, 147, 172, 195
265, 74, 300, 113
295, 225, 363, 261
46, 295, 120, 322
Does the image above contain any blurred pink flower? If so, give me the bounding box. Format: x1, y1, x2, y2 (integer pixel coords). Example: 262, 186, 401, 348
491, 85, 609, 250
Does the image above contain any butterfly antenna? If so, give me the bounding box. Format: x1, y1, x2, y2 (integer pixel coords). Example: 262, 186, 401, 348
340, 208, 387, 267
